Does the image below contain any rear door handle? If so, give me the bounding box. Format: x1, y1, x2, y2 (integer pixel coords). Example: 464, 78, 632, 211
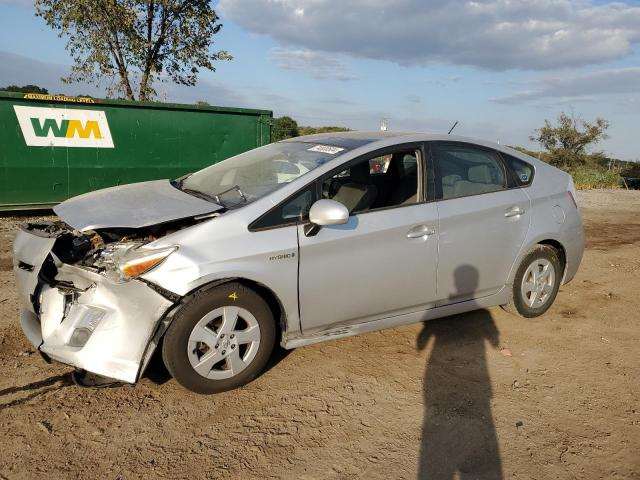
407, 225, 436, 239
504, 206, 526, 218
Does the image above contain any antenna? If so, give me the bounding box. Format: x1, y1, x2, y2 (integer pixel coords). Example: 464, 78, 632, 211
447, 121, 459, 135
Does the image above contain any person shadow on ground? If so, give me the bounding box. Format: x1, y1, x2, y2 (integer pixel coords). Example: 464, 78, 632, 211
416, 265, 503, 479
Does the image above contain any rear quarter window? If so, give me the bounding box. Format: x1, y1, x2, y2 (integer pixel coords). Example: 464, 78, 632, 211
502, 153, 534, 187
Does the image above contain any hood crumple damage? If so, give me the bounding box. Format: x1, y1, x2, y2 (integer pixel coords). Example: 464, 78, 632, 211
54, 179, 223, 231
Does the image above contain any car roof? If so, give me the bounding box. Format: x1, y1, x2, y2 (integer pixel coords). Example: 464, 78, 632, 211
281, 131, 549, 169
281, 131, 417, 149
280, 130, 508, 151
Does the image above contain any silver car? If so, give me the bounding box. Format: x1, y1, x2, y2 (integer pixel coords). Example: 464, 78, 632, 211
13, 132, 584, 393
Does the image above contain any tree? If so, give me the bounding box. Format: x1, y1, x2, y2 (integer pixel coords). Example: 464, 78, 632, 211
35, 0, 231, 101
530, 112, 610, 169
273, 116, 299, 141
1, 84, 49, 94
298, 126, 351, 136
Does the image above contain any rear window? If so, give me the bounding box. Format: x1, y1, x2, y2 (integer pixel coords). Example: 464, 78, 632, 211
502, 153, 534, 186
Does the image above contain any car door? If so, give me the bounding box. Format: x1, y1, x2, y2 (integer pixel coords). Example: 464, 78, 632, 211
297, 144, 439, 335
431, 141, 531, 304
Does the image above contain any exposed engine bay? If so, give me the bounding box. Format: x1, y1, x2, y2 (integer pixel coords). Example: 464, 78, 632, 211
26, 216, 210, 286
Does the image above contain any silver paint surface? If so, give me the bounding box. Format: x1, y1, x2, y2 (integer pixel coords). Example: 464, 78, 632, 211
14, 131, 585, 381
308, 199, 349, 225
54, 179, 223, 231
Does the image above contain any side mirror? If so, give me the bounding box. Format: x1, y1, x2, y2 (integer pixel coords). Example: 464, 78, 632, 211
305, 199, 349, 236
309, 199, 349, 225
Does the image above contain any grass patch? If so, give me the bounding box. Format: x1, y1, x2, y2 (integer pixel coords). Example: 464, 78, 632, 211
569, 168, 620, 190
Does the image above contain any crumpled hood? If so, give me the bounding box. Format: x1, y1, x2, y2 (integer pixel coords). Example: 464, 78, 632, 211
54, 180, 223, 231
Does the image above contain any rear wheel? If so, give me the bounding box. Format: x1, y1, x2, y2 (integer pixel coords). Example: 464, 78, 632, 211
502, 245, 562, 318
162, 283, 276, 394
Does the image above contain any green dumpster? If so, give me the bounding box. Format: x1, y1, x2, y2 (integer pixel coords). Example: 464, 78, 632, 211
0, 92, 272, 211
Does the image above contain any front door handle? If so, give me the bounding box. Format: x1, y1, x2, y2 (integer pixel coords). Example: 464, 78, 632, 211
504, 206, 526, 218
407, 225, 436, 239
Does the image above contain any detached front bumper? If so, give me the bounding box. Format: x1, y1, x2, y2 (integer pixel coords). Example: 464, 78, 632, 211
14, 226, 175, 383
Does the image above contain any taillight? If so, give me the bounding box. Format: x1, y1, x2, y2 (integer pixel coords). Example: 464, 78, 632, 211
567, 191, 577, 209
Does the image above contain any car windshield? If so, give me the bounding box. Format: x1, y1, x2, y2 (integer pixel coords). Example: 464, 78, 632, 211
176, 142, 344, 207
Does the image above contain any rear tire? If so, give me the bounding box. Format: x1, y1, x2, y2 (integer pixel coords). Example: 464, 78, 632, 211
162, 282, 276, 394
502, 245, 562, 318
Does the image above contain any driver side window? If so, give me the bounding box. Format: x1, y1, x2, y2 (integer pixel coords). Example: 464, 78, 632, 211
322, 148, 421, 214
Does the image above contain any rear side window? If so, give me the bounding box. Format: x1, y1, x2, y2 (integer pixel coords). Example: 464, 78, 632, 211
433, 143, 507, 200
502, 153, 534, 186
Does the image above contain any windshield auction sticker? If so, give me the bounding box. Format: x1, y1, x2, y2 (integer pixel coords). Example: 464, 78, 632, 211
307, 145, 345, 155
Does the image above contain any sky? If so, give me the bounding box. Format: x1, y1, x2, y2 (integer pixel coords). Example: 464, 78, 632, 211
0, 0, 639, 160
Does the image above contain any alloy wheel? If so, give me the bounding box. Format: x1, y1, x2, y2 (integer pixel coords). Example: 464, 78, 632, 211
520, 258, 556, 309
187, 306, 261, 380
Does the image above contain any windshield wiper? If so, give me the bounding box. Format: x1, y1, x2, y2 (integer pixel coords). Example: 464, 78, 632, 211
181, 188, 222, 205
213, 185, 248, 204
171, 172, 193, 189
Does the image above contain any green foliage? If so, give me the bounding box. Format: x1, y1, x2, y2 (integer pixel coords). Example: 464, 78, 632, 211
510, 145, 625, 190
524, 112, 622, 189
567, 168, 620, 190
509, 146, 544, 159
530, 112, 610, 169
1, 84, 49, 94
620, 161, 640, 179
298, 126, 351, 136
272, 118, 352, 141
272, 116, 299, 141
35, 0, 231, 101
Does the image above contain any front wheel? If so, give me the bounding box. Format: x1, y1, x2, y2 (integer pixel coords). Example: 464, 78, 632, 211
162, 283, 276, 394
502, 245, 562, 318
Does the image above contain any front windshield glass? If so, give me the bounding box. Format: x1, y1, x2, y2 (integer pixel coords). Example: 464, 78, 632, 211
177, 142, 345, 207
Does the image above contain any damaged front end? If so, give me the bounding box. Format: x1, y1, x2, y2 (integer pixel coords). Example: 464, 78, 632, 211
13, 221, 184, 383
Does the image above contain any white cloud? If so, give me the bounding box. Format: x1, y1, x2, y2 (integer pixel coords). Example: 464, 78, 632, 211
219, 0, 640, 70
491, 67, 640, 104
269, 48, 358, 81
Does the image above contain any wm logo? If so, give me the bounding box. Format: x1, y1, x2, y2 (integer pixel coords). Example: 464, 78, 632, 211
14, 105, 114, 148
31, 118, 103, 139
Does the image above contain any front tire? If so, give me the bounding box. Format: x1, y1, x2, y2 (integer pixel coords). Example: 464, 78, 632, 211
162, 283, 276, 394
502, 245, 562, 318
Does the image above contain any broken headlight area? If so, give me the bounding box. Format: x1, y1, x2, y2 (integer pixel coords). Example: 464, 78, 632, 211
85, 242, 177, 283
25, 220, 186, 284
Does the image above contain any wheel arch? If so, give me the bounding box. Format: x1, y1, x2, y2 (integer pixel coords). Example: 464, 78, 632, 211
508, 236, 568, 286
137, 276, 290, 384
180, 277, 289, 345
537, 239, 567, 281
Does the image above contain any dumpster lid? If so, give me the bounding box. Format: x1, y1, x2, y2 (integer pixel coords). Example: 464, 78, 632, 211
54, 180, 223, 231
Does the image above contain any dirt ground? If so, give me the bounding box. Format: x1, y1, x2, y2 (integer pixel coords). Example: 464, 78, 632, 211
0, 190, 638, 479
